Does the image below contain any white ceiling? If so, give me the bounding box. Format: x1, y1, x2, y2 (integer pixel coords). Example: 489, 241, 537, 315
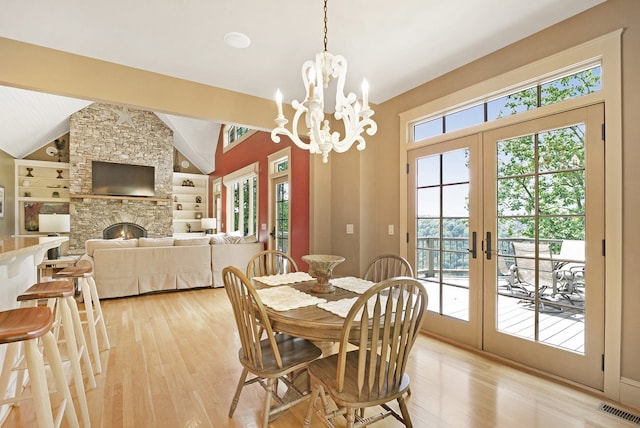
0, 0, 605, 173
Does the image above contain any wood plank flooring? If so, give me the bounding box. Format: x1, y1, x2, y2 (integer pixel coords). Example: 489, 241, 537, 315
2, 287, 637, 427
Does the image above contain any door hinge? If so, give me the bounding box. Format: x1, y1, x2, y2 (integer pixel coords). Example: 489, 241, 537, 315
602, 239, 606, 257
406, 163, 409, 174
602, 354, 605, 371
406, 232, 409, 243
602, 123, 606, 141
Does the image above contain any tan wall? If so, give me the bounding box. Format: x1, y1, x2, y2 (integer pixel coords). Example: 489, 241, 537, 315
0, 0, 638, 400
0, 149, 14, 236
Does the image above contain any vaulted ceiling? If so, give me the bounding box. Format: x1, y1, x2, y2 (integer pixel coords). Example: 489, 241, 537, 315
0, 0, 605, 173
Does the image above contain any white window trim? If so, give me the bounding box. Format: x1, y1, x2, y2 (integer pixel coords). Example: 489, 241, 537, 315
268, 147, 291, 251
223, 162, 259, 235
399, 30, 623, 401
222, 124, 257, 153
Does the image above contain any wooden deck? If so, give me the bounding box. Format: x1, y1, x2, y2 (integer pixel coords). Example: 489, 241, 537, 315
422, 278, 586, 352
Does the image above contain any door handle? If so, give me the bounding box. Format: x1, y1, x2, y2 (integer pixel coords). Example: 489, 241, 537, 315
269, 227, 276, 239
485, 231, 492, 260
468, 231, 477, 259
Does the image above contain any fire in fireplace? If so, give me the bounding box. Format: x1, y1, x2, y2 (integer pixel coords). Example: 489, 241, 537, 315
103, 223, 147, 240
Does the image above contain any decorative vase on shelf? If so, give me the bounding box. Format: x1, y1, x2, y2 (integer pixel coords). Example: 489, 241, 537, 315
56, 169, 63, 179
26, 167, 33, 177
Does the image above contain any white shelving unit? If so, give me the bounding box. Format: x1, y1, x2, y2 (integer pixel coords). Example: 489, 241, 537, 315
172, 172, 208, 235
14, 159, 70, 235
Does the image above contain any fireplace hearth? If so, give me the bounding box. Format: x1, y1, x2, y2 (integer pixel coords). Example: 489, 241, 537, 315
103, 223, 147, 240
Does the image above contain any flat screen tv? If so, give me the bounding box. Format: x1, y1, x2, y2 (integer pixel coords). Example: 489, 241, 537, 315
91, 161, 155, 197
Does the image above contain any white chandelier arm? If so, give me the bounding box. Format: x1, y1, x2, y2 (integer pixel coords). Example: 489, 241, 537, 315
331, 116, 377, 153
272, 100, 320, 154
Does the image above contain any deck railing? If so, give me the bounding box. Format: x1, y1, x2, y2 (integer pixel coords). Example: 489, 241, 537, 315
416, 236, 563, 279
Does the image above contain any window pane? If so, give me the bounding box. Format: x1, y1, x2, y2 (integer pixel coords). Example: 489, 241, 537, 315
497, 176, 535, 216
442, 149, 469, 184
538, 125, 585, 173
487, 87, 537, 120
445, 104, 483, 132
442, 184, 469, 217
541, 66, 602, 106
417, 187, 440, 217
417, 155, 439, 187
538, 171, 585, 215
414, 117, 442, 141
496, 136, 535, 177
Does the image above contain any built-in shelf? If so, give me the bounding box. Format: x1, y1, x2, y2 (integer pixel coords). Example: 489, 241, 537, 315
70, 194, 172, 202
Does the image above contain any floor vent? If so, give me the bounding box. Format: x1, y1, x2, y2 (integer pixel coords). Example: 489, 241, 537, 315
598, 403, 640, 424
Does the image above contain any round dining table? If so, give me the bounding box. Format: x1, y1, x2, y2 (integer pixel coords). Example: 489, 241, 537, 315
252, 279, 361, 343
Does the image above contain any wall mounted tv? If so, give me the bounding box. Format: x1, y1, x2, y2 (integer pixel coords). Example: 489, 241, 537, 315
91, 161, 155, 197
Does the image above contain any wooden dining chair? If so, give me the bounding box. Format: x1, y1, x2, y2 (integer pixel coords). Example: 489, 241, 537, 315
222, 266, 322, 428
246, 250, 299, 279
303, 277, 427, 428
363, 254, 414, 282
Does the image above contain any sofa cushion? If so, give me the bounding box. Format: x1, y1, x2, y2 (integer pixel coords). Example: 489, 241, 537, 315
209, 233, 227, 245
174, 237, 210, 246
86, 238, 138, 256
139, 237, 175, 247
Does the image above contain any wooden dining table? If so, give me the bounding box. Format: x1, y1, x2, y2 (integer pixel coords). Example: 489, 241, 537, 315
252, 278, 362, 343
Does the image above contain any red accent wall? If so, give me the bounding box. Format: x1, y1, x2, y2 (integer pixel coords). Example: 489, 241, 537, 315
209, 131, 310, 269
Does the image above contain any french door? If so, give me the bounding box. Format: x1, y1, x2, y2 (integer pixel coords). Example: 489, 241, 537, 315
270, 176, 290, 252
408, 104, 605, 389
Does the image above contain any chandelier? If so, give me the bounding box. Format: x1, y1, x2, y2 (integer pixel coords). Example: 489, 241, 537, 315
271, 0, 377, 163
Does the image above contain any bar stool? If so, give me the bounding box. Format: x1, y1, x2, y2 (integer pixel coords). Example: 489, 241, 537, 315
55, 266, 110, 374
0, 307, 79, 428
15, 280, 95, 426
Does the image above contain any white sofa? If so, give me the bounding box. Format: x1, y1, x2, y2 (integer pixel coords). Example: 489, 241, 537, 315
81, 235, 263, 298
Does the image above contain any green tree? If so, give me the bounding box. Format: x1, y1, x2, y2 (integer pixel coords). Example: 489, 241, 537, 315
495, 67, 599, 244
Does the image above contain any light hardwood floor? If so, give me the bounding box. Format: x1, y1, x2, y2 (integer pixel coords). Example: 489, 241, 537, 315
3, 287, 637, 427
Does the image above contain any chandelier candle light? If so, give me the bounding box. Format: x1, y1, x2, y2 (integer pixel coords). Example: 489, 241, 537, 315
271, 0, 377, 163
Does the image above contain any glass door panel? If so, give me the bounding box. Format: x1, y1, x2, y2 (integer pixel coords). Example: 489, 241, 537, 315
484, 104, 604, 389
408, 134, 481, 347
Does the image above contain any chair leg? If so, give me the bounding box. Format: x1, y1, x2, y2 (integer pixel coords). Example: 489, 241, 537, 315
303, 385, 322, 428
262, 377, 276, 428
345, 407, 356, 428
81, 277, 102, 374
229, 367, 248, 418
88, 276, 111, 350
397, 395, 413, 428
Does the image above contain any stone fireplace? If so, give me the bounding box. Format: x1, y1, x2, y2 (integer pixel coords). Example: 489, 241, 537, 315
103, 222, 147, 240
67, 103, 174, 253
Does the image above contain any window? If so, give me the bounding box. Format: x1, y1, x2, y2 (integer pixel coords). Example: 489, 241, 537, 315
412, 64, 601, 142
268, 148, 291, 253
223, 163, 258, 235
223, 125, 255, 152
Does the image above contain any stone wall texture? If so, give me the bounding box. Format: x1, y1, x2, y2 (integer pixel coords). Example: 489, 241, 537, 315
68, 103, 173, 252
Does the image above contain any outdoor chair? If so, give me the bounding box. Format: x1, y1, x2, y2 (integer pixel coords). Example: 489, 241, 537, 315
303, 277, 427, 428
223, 266, 321, 428
509, 242, 575, 310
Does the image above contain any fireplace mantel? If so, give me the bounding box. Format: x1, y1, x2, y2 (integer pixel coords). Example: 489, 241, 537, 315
71, 194, 172, 203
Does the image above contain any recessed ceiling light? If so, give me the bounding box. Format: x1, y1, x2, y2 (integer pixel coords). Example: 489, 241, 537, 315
224, 32, 251, 49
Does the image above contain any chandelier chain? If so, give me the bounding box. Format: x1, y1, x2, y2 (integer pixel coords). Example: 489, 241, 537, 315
323, 0, 328, 52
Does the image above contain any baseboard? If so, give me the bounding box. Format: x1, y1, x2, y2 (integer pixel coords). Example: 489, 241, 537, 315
620, 377, 640, 411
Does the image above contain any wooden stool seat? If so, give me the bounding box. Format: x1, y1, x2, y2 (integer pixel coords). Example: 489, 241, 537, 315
17, 280, 75, 301
55, 265, 110, 374
15, 280, 95, 426
0, 307, 53, 343
0, 307, 79, 428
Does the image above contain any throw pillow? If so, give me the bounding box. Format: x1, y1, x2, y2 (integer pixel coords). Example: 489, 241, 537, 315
174, 237, 210, 246
139, 237, 175, 247
85, 238, 138, 256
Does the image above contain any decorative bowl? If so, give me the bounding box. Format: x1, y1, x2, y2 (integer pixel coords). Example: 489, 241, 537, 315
302, 254, 345, 294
